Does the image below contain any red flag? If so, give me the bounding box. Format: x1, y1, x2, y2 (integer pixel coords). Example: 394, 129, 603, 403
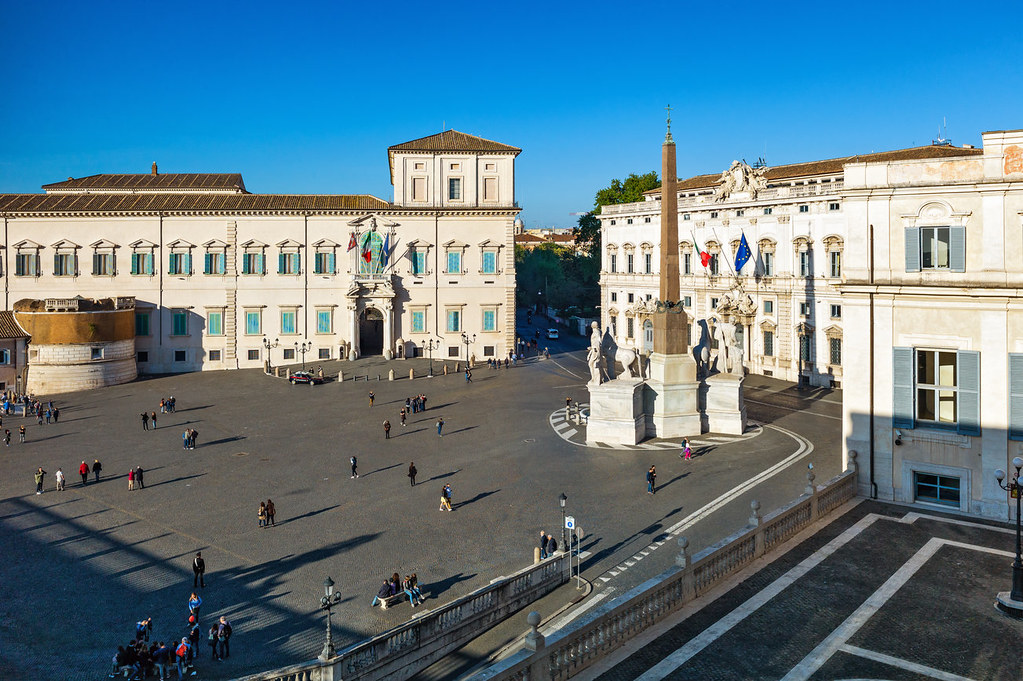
700, 250, 711, 267
347, 232, 358, 252
362, 234, 373, 263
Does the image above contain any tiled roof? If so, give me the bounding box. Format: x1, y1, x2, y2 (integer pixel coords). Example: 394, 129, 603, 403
43, 173, 246, 192
515, 233, 546, 243
658, 145, 985, 194
0, 311, 28, 339
0, 193, 391, 214
388, 130, 520, 154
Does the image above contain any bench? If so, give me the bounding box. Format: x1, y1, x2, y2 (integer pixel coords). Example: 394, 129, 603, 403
375, 589, 428, 610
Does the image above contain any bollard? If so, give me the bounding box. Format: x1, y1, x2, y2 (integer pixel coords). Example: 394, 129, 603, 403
748, 499, 762, 527
338, 370, 344, 382
409, 368, 415, 380
523, 611, 545, 652
533, 547, 541, 565
388, 369, 395, 381
377, 374, 380, 381
456, 362, 461, 372
675, 536, 689, 569
847, 449, 858, 475
443, 365, 448, 376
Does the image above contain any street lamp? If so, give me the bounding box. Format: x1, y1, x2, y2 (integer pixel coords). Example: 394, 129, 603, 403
460, 332, 476, 367
318, 576, 343, 661
994, 456, 1023, 618
558, 492, 568, 555
262, 337, 279, 370
295, 341, 311, 371
425, 338, 441, 378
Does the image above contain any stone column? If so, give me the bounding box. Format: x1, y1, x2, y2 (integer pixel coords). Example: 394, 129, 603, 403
383, 301, 394, 360
348, 302, 359, 360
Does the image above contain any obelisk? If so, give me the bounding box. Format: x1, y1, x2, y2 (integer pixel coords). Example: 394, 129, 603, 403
645, 108, 702, 438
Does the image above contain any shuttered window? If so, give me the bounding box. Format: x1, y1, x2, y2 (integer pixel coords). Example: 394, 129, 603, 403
905, 226, 965, 273
892, 347, 915, 429
1009, 354, 1023, 440
895, 347, 980, 435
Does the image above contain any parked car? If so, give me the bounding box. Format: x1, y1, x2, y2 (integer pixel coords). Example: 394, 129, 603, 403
546, 328, 560, 340
290, 371, 324, 385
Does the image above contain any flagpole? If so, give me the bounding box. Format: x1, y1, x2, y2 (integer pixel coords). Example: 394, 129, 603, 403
711, 227, 738, 281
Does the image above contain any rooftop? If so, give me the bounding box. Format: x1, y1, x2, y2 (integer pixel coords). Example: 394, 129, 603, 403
43, 173, 247, 194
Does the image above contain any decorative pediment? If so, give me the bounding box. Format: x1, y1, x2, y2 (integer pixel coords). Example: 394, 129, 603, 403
758, 237, 777, 252
89, 239, 119, 249
312, 238, 340, 248
793, 236, 813, 250
50, 239, 80, 250
129, 239, 158, 249
606, 306, 619, 316
705, 240, 720, 253
166, 239, 195, 249
901, 199, 971, 227
759, 319, 777, 331
478, 239, 502, 248
203, 239, 229, 249
622, 242, 636, 252
276, 238, 303, 248
14, 239, 44, 250
823, 324, 843, 339
639, 241, 654, 250
241, 239, 267, 249
346, 279, 396, 299
605, 243, 619, 252
442, 239, 468, 249
407, 238, 432, 248
679, 240, 693, 251
822, 235, 843, 251
796, 322, 815, 335
348, 214, 398, 229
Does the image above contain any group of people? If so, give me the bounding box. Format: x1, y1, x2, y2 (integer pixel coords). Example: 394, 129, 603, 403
257, 499, 277, 527
160, 397, 177, 413
127, 465, 146, 491
1, 391, 40, 415
181, 428, 199, 450
404, 394, 429, 414
140, 411, 159, 430
371, 572, 425, 608
438, 483, 454, 511
538, 530, 559, 559
34, 458, 104, 494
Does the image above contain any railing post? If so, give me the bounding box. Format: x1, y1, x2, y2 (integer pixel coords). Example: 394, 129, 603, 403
523, 611, 551, 681
847, 449, 858, 475
807, 468, 819, 521
750, 500, 765, 558
676, 536, 695, 600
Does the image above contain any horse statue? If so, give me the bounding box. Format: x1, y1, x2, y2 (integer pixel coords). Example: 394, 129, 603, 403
613, 345, 643, 379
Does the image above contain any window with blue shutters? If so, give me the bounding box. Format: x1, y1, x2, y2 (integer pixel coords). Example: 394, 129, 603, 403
482, 309, 496, 332
446, 309, 460, 332
279, 251, 300, 275
411, 310, 426, 333
172, 310, 188, 336
207, 311, 223, 336
906, 226, 965, 273
316, 310, 332, 334
446, 250, 461, 274
131, 251, 154, 275
314, 251, 335, 275
899, 347, 980, 434
168, 252, 191, 275
245, 311, 261, 335
482, 250, 497, 274
280, 310, 297, 335
242, 250, 265, 275
204, 250, 226, 275
1009, 354, 1023, 440
892, 347, 915, 429
412, 250, 427, 275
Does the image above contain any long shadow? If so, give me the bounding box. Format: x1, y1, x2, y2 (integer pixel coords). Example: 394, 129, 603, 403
422, 469, 461, 483
656, 471, 691, 493
27, 432, 76, 443
56, 415, 96, 423
422, 571, 477, 599
396, 428, 427, 437
363, 463, 403, 478
580, 504, 686, 571
444, 426, 477, 436
146, 473, 207, 489
420, 401, 456, 411
455, 489, 500, 509
175, 405, 214, 413
276, 504, 340, 526
202, 436, 246, 447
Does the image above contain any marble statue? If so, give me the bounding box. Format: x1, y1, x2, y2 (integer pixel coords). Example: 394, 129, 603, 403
614, 346, 643, 379
714, 160, 769, 202
587, 321, 604, 384
712, 315, 744, 376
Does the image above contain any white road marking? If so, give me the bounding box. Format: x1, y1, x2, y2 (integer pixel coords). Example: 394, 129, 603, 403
561, 428, 578, 439
744, 384, 843, 406
599, 576, 612, 583
900, 512, 1017, 535
704, 436, 735, 442
745, 398, 842, 420
543, 589, 612, 635
839, 645, 978, 681
547, 358, 585, 379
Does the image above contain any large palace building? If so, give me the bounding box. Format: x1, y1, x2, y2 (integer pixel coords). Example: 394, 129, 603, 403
0, 130, 521, 376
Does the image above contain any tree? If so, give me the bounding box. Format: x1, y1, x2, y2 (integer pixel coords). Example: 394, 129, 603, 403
574, 171, 660, 255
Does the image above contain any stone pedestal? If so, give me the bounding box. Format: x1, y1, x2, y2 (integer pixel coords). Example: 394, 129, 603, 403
586, 378, 646, 445
644, 352, 702, 439
995, 591, 1023, 619
702, 373, 747, 435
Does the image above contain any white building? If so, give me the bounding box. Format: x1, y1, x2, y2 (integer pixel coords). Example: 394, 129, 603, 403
0, 130, 521, 375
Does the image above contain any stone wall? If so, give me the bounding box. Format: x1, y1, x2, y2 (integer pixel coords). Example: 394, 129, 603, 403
27, 339, 136, 394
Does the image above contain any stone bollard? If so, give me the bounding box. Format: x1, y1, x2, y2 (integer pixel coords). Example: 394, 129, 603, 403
750, 500, 765, 558
805, 466, 817, 496
409, 368, 415, 381
748, 499, 762, 527
534, 546, 541, 565
675, 536, 689, 569
523, 611, 544, 652
388, 369, 395, 381
456, 362, 461, 372
847, 449, 858, 475
677, 536, 696, 601
338, 370, 344, 382
443, 365, 448, 376
807, 466, 819, 520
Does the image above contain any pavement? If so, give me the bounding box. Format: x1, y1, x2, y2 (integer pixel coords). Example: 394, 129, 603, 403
0, 313, 845, 681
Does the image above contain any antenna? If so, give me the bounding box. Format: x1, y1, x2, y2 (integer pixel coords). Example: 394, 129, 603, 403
932, 117, 951, 146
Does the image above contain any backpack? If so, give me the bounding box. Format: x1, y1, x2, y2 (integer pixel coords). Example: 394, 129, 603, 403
176, 642, 188, 658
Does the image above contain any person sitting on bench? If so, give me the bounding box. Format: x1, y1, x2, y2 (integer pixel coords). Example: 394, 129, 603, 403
371, 579, 392, 607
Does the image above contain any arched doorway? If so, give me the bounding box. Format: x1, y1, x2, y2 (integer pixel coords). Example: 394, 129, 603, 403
359, 307, 384, 356
642, 319, 654, 354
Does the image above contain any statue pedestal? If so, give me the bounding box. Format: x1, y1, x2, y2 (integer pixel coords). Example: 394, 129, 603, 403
586, 378, 646, 445
702, 373, 747, 435
644, 352, 702, 439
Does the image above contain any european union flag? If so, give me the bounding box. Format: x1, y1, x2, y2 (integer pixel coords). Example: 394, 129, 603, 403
735, 232, 752, 273
381, 233, 390, 267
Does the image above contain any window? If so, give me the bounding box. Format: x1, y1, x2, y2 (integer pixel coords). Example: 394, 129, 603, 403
135, 312, 151, 337
683, 213, 691, 221
893, 347, 978, 434
481, 250, 497, 274
412, 177, 427, 202
914, 472, 960, 507
283, 348, 295, 360
763, 207, 773, 215
247, 349, 260, 361
245, 311, 261, 335
709, 254, 719, 276
644, 253, 652, 274
450, 163, 461, 171
829, 202, 840, 211
485, 163, 496, 172
799, 250, 812, 277
627, 254, 634, 273
414, 162, 425, 171
683, 296, 692, 307
922, 227, 949, 269
683, 252, 692, 275
92, 251, 115, 276
168, 252, 191, 276
799, 205, 809, 213
412, 250, 428, 275
830, 304, 841, 319
610, 220, 616, 225
318, 348, 330, 360
764, 331, 774, 357
207, 311, 224, 336
610, 292, 617, 302
209, 350, 222, 361
627, 293, 635, 303
280, 310, 297, 335
242, 250, 265, 275
411, 309, 426, 333
800, 302, 811, 317
711, 297, 719, 309
915, 350, 958, 425
278, 251, 301, 275
15, 251, 40, 276
644, 217, 651, 223
482, 308, 497, 332
131, 251, 154, 276
626, 317, 634, 338
829, 338, 842, 365
446, 309, 461, 333
171, 311, 188, 336
137, 351, 149, 363
764, 300, 774, 314
53, 252, 77, 276
735, 210, 744, 217
710, 212, 719, 219
483, 177, 498, 202
448, 177, 462, 200
316, 310, 332, 334
905, 226, 966, 273
174, 350, 187, 362
448, 347, 459, 358
204, 250, 226, 275
483, 345, 495, 357
610, 254, 617, 273
829, 251, 841, 278
446, 250, 462, 274
314, 250, 336, 275
763, 252, 774, 276
91, 347, 103, 360
799, 335, 812, 362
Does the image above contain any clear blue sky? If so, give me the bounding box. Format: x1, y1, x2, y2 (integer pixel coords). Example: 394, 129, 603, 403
2, 1, 1021, 229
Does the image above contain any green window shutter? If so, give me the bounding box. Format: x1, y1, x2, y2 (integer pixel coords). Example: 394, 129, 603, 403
904, 227, 920, 273
93, 253, 101, 274
278, 253, 286, 274
204, 252, 212, 274
949, 226, 966, 273
292, 253, 301, 274
957, 350, 980, 436
145, 253, 153, 275
184, 253, 192, 275
1009, 354, 1023, 440
53, 254, 60, 274
893, 347, 915, 429
258, 253, 265, 274
328, 253, 335, 274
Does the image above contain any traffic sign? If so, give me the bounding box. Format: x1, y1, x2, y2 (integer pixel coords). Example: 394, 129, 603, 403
565, 515, 575, 529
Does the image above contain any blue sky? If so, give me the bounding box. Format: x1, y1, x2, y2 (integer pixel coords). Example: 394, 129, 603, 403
2, 1, 1021, 229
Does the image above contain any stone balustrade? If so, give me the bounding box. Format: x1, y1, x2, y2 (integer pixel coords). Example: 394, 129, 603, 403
469, 459, 858, 681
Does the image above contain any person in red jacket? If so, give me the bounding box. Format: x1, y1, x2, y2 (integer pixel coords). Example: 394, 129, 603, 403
79, 460, 90, 486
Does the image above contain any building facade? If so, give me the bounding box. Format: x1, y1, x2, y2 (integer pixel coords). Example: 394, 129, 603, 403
0, 130, 521, 375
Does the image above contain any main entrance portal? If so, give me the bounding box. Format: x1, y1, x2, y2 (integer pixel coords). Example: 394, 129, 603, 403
359, 308, 384, 356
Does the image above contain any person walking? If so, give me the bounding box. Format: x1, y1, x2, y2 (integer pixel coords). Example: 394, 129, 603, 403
151, 411, 158, 430
539, 530, 549, 559
681, 437, 692, 461
141, 412, 149, 431
189, 429, 198, 449
182, 429, 189, 450
93, 458, 102, 482
436, 417, 444, 437
128, 467, 136, 491
18, 424, 25, 443
647, 465, 657, 495
258, 502, 267, 528
439, 485, 452, 512
188, 592, 202, 619
383, 420, 391, 439
350, 456, 359, 479
216, 616, 232, 659
34, 466, 46, 494
408, 462, 417, 487
3, 429, 10, 446
465, 369, 472, 383
400, 408, 406, 427
79, 460, 90, 486
55, 467, 65, 491
266, 498, 276, 526
207, 623, 220, 660
175, 637, 190, 680
368, 391, 374, 407
136, 466, 144, 489
193, 552, 206, 588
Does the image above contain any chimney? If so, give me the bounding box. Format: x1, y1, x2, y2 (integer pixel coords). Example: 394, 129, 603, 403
151, 162, 158, 176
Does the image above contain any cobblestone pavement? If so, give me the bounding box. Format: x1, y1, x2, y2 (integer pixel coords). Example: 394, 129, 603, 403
0, 317, 844, 680
582, 500, 1023, 681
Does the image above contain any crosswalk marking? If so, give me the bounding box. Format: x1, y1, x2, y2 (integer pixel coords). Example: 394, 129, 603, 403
561, 428, 578, 439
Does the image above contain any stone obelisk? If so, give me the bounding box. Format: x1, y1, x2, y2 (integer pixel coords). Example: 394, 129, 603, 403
645, 110, 702, 438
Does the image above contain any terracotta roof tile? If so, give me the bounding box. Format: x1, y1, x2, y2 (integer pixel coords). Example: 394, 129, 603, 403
388, 130, 520, 154
0, 311, 28, 339
0, 193, 391, 214
43, 173, 246, 192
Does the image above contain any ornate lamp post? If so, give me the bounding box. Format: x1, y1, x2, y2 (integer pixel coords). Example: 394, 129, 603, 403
262, 337, 279, 370
995, 456, 1023, 618
460, 332, 476, 366
425, 338, 441, 377
558, 492, 568, 555
318, 576, 343, 661
295, 341, 311, 371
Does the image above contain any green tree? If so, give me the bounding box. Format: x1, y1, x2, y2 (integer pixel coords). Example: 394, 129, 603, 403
574, 171, 660, 255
